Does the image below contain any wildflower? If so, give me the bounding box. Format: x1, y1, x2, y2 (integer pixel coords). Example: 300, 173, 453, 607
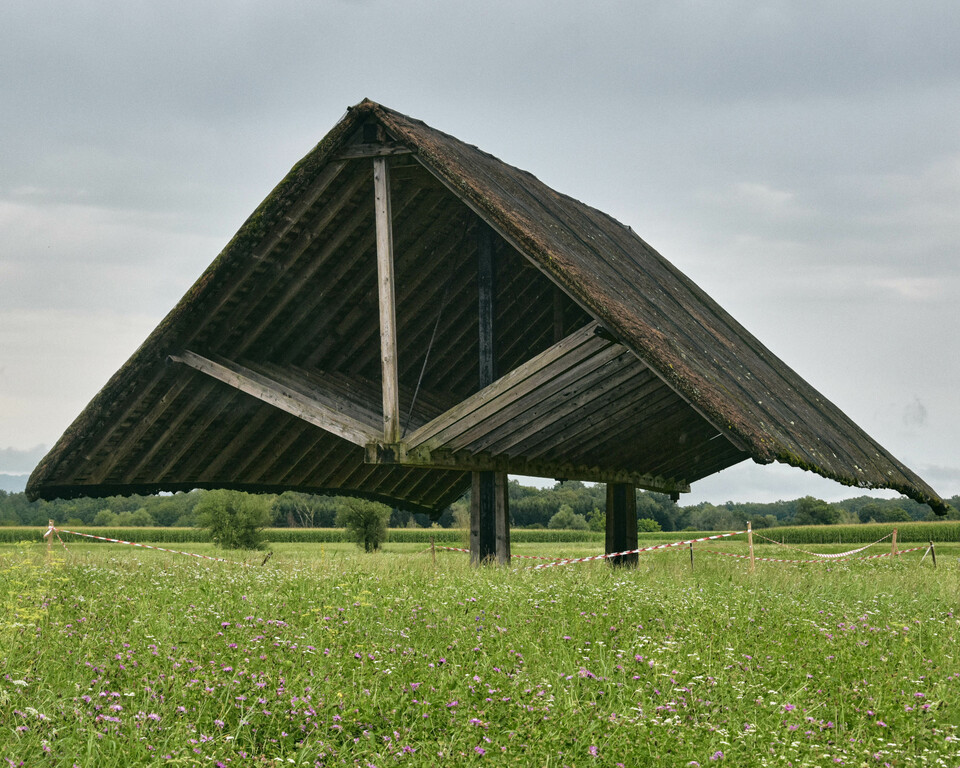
783, 703, 795, 712
588, 745, 599, 757
710, 751, 724, 761
475, 746, 486, 756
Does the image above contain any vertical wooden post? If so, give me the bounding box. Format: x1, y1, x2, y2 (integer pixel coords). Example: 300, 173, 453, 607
605, 483, 638, 567
930, 541, 937, 568
471, 223, 510, 565
891, 528, 898, 557
431, 536, 436, 566
373, 156, 400, 444
689, 541, 694, 571
47, 519, 54, 556
747, 521, 755, 574
495, 472, 511, 566
477, 223, 495, 388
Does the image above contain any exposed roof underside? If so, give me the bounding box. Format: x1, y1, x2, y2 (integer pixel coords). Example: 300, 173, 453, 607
27, 100, 946, 513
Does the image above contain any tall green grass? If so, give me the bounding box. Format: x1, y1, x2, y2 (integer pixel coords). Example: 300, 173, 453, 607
1, 542, 957, 766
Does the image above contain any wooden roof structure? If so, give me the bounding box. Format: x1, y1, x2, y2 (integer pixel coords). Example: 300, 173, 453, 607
27, 100, 946, 514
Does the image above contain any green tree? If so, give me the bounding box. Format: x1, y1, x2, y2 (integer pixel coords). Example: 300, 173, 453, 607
93, 509, 117, 526
587, 507, 605, 532
637, 517, 661, 532
792, 496, 839, 526
336, 498, 392, 552
195, 490, 272, 550
548, 504, 589, 530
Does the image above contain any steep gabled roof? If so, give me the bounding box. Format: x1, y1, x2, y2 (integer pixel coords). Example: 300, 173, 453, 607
27, 100, 946, 513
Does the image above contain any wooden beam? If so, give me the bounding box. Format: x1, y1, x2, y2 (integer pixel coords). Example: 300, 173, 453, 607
473, 222, 507, 565
169, 350, 380, 446
374, 156, 401, 443
365, 442, 689, 494
404, 321, 603, 450
606, 483, 638, 567
336, 143, 414, 159
478, 223, 495, 387
443, 342, 626, 453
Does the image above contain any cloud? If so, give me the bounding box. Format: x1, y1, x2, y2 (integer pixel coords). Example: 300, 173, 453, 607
0, 198, 223, 316
0, 445, 47, 475
903, 397, 929, 428
0, 308, 158, 449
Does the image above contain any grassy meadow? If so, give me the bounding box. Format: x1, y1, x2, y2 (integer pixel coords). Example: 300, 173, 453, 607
1, 533, 959, 766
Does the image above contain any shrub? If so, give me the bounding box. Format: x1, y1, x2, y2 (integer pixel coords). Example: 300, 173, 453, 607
336, 499, 392, 552
548, 505, 589, 530
93, 510, 117, 526
637, 517, 662, 532
195, 490, 272, 550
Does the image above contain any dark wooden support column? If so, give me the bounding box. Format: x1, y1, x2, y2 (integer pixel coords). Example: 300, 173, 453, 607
470, 223, 511, 565
605, 482, 638, 567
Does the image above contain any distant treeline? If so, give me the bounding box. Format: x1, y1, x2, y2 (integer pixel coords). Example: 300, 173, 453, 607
0, 480, 956, 532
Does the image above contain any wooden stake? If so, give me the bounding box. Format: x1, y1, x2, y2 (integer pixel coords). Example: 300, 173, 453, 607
930, 540, 937, 568
747, 521, 755, 574
891, 528, 898, 557
431, 536, 436, 566
689, 541, 694, 571
373, 156, 400, 443
47, 519, 54, 556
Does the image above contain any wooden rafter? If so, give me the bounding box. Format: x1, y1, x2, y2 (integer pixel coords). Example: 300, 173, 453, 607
404, 321, 606, 452
168, 350, 381, 447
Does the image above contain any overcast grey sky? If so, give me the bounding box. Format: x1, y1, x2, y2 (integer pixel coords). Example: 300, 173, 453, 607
2, 0, 958, 505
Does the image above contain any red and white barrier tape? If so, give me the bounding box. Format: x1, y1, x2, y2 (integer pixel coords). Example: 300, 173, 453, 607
859, 545, 927, 560
529, 531, 747, 570
50, 527, 256, 567
706, 545, 927, 565
753, 530, 893, 559
43, 525, 70, 552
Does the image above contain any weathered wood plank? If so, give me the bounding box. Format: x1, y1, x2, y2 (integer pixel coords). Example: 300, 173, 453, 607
404, 322, 602, 449
194, 403, 278, 482
478, 222, 495, 387
443, 342, 627, 452
120, 380, 223, 483
606, 483, 638, 567
374, 156, 400, 443
559, 386, 701, 464
281, 185, 443, 367
85, 373, 195, 485
169, 350, 380, 446
230, 193, 373, 358
474, 351, 645, 454
371, 443, 688, 494
521, 367, 671, 460
323, 200, 470, 376
336, 143, 414, 159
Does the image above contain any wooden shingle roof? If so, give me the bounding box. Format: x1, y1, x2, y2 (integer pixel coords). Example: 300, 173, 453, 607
27, 100, 946, 513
